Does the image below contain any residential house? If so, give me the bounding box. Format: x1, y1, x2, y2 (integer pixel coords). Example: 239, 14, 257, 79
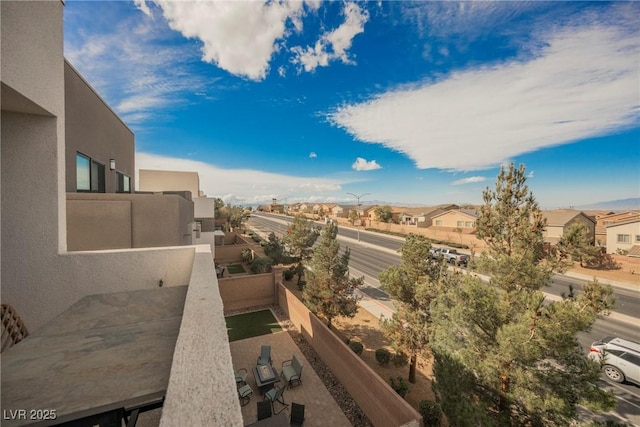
1, 2, 240, 424
605, 218, 640, 255
431, 209, 478, 231
287, 202, 302, 214
64, 66, 197, 252
593, 211, 640, 247
139, 169, 217, 254
298, 203, 311, 213
331, 204, 357, 218
397, 204, 459, 227
321, 203, 337, 216
541, 209, 596, 245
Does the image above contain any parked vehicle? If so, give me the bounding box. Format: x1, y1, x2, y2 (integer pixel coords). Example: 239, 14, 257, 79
588, 336, 640, 385
429, 248, 469, 266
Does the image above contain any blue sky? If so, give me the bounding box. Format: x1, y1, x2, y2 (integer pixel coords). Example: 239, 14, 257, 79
63, 1, 639, 208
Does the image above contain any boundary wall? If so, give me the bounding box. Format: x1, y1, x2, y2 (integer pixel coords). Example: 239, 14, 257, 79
277, 283, 422, 427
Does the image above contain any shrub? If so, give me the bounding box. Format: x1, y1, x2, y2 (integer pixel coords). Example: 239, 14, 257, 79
375, 348, 391, 366
349, 341, 364, 355
283, 269, 294, 281
419, 400, 442, 426
392, 351, 408, 367
297, 280, 306, 291
241, 249, 252, 263
250, 257, 272, 274
390, 376, 410, 398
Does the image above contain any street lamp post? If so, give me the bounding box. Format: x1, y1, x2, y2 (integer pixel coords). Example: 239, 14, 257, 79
346, 192, 370, 242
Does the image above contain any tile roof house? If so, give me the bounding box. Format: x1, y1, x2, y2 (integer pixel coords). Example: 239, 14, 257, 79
397, 205, 459, 228
605, 218, 640, 255
593, 211, 640, 247
431, 209, 479, 231
541, 209, 596, 245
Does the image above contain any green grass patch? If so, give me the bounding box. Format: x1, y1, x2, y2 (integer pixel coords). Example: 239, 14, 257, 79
226, 309, 282, 342
226, 264, 246, 274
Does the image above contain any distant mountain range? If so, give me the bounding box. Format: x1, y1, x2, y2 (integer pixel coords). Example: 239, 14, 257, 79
575, 198, 640, 211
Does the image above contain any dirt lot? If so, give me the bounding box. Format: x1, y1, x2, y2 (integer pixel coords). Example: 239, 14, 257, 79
568, 254, 640, 285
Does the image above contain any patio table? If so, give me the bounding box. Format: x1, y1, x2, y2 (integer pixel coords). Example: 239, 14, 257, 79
252, 365, 280, 394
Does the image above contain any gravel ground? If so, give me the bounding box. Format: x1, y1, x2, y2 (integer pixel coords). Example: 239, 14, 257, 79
272, 306, 373, 427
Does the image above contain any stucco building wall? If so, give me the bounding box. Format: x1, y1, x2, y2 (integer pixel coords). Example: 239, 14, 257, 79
139, 169, 200, 196
67, 192, 195, 251
606, 220, 640, 254
64, 61, 135, 193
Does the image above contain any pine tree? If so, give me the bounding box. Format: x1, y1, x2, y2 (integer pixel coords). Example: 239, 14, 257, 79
379, 233, 445, 383
430, 162, 616, 426
557, 222, 600, 268
283, 214, 319, 285
304, 222, 363, 329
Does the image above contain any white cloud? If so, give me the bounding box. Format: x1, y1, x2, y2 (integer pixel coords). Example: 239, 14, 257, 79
309, 152, 317, 158
136, 152, 344, 203
330, 22, 639, 171
451, 176, 486, 186
291, 2, 369, 72
65, 14, 207, 125
138, 0, 307, 81
352, 157, 382, 171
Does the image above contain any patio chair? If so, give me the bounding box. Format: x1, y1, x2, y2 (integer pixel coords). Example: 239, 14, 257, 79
1, 303, 29, 353
238, 384, 253, 407
281, 354, 303, 388
256, 401, 272, 420
257, 345, 272, 366
234, 368, 248, 385
290, 402, 305, 427
264, 384, 288, 414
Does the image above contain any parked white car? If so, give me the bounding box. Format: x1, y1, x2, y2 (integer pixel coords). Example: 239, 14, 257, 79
588, 336, 640, 385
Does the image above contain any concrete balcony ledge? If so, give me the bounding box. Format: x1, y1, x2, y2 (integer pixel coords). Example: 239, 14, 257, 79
160, 244, 243, 426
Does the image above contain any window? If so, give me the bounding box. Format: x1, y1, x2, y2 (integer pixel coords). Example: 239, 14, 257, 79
435, 220, 442, 226
617, 234, 630, 244
76, 153, 104, 192
465, 221, 473, 228
116, 172, 131, 193
457, 221, 464, 227
636, 235, 640, 243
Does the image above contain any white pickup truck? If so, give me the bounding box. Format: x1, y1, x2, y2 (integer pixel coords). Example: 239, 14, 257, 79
429, 248, 469, 266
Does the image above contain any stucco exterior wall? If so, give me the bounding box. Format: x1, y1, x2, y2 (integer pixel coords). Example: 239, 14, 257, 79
218, 273, 275, 313
432, 211, 476, 228
277, 284, 422, 427
64, 61, 135, 193
606, 221, 640, 254
194, 196, 215, 219
215, 243, 253, 264
160, 245, 243, 427
67, 193, 194, 250
139, 169, 200, 196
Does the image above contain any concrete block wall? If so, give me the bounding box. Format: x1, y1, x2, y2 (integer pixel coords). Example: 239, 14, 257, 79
277, 284, 422, 427
218, 273, 275, 313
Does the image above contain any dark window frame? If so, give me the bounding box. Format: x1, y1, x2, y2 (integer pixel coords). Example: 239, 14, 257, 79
76, 152, 105, 193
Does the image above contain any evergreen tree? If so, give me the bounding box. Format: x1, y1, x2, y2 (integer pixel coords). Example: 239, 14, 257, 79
263, 232, 287, 265
557, 222, 600, 268
348, 209, 360, 226
375, 205, 394, 223
304, 222, 363, 329
379, 234, 445, 383
430, 163, 616, 426
283, 214, 319, 285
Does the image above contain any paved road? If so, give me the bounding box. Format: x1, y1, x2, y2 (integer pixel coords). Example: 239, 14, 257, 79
249, 212, 640, 425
